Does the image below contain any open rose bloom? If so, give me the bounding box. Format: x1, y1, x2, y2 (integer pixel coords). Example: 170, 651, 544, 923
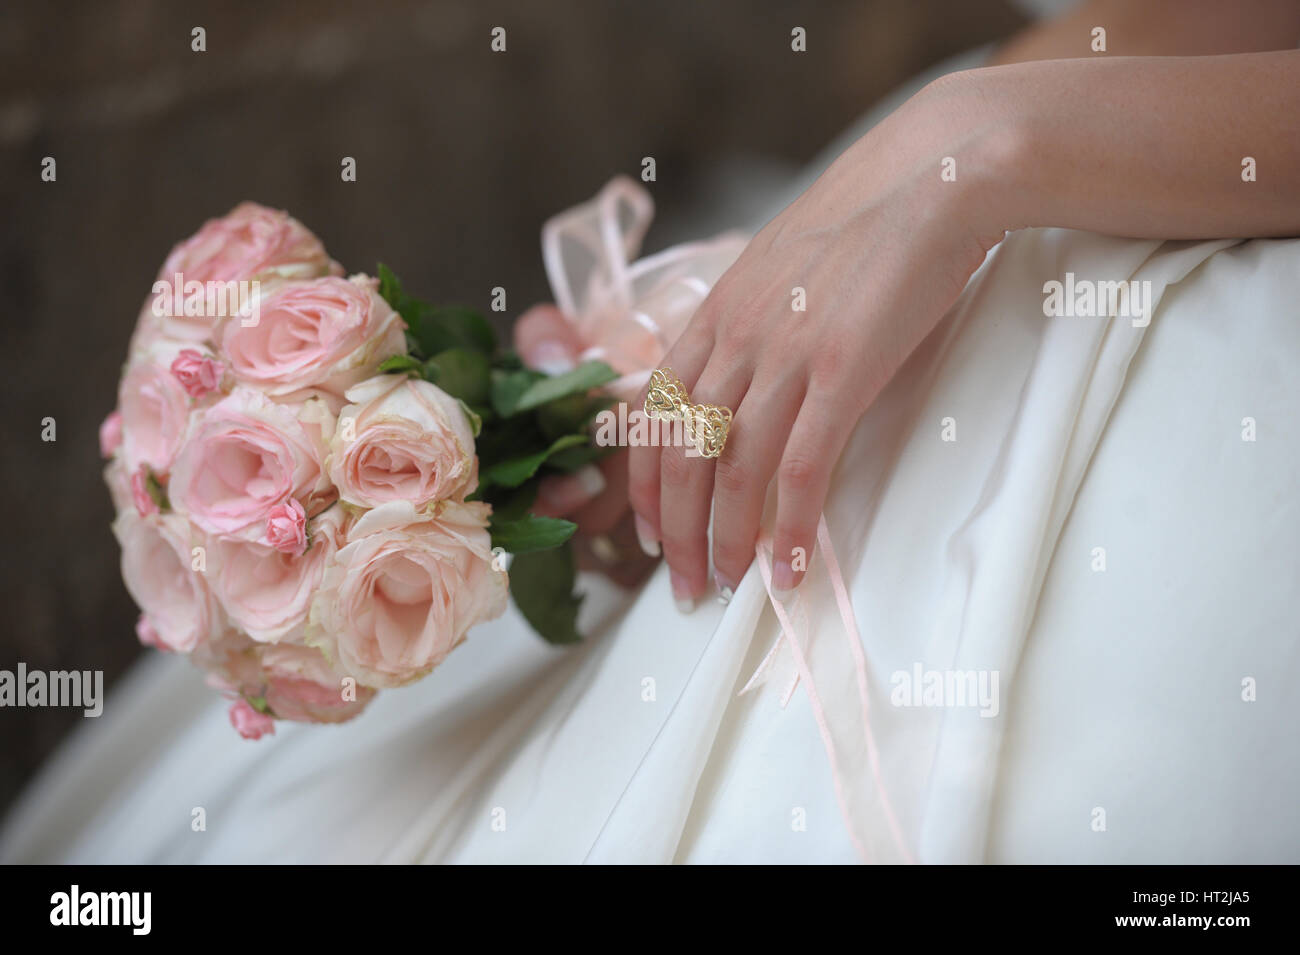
103, 203, 509, 737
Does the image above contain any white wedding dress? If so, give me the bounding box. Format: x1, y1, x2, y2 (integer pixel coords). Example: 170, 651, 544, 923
5, 40, 1298, 864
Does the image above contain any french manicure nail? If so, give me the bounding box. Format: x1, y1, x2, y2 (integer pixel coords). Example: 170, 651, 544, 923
573, 464, 606, 498
670, 571, 696, 613
714, 572, 735, 604
531, 341, 576, 376
771, 559, 796, 599
634, 515, 660, 558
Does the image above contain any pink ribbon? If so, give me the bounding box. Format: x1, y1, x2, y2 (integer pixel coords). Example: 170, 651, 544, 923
543, 178, 913, 862
541, 176, 747, 402
751, 518, 915, 864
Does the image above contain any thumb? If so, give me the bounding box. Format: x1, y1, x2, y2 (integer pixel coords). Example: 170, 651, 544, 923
513, 304, 584, 374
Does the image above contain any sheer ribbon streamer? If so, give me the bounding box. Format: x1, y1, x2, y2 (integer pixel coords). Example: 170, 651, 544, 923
546, 178, 911, 862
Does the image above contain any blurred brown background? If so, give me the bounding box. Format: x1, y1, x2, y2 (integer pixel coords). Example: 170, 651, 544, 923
0, 0, 1026, 817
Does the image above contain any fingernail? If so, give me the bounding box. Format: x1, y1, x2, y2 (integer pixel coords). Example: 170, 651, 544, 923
531, 341, 575, 376
714, 571, 736, 604
589, 534, 619, 565
771, 559, 796, 600
634, 515, 660, 558
573, 465, 606, 497
670, 571, 696, 613
538, 465, 606, 513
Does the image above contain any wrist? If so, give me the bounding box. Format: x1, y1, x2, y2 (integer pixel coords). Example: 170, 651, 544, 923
920, 65, 1038, 242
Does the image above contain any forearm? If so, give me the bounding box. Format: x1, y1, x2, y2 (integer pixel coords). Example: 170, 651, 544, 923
989, 0, 1300, 65
954, 50, 1300, 240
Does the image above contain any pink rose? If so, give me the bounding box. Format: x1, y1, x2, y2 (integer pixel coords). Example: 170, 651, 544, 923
329, 375, 478, 509
194, 630, 373, 725
103, 459, 133, 514
130, 467, 159, 517
259, 644, 376, 724
149, 202, 339, 343
170, 349, 224, 398
228, 699, 275, 740
99, 410, 123, 459
215, 275, 405, 399
209, 505, 345, 643
193, 628, 263, 695
135, 614, 166, 650
168, 388, 332, 539
265, 498, 308, 555
309, 500, 508, 688
113, 510, 223, 653
118, 351, 191, 476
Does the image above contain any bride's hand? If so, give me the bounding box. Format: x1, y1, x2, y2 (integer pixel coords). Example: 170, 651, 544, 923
514, 304, 659, 587
628, 73, 1013, 607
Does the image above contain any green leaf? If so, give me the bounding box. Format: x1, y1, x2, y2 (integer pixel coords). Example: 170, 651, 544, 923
537, 392, 612, 441
377, 263, 404, 308
507, 545, 584, 645
482, 480, 540, 521
457, 400, 483, 437
145, 468, 170, 512
473, 414, 547, 471
378, 354, 422, 376
482, 433, 588, 488
409, 305, 497, 358
489, 514, 577, 554
422, 348, 490, 406
490, 368, 546, 418
545, 444, 614, 473
376, 265, 496, 358
511, 361, 617, 414
495, 349, 525, 371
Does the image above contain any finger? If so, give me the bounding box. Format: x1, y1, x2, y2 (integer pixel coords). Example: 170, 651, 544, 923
572, 512, 659, 588
532, 465, 607, 519
513, 303, 583, 374
658, 358, 749, 611
564, 451, 629, 535
626, 328, 714, 559
770, 387, 857, 597
709, 374, 804, 602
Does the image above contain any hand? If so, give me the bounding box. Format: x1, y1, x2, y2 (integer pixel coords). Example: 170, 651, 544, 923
514, 304, 659, 587
628, 73, 1011, 608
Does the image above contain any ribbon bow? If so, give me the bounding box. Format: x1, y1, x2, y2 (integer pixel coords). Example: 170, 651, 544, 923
541, 176, 747, 401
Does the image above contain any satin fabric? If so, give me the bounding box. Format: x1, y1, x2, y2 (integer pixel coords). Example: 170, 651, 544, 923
4, 45, 1298, 864
5, 222, 1295, 863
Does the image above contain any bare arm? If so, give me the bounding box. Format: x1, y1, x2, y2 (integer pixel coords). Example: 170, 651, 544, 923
954, 49, 1300, 240
989, 0, 1300, 64
632, 41, 1300, 603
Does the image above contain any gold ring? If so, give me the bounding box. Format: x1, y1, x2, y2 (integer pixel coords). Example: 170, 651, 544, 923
644, 368, 691, 421
644, 367, 733, 459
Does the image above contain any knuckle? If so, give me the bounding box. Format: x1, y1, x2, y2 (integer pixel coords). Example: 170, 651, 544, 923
779, 455, 820, 495
712, 534, 754, 576
713, 455, 749, 496
626, 465, 659, 518
809, 345, 847, 383
662, 535, 708, 578
659, 448, 692, 489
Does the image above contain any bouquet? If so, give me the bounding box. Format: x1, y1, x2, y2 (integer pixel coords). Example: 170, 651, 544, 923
102, 181, 744, 738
